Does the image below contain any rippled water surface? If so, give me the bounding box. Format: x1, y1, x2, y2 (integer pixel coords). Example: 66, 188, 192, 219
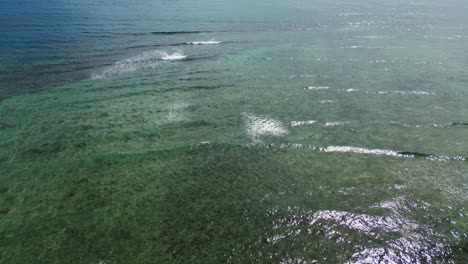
1, 0, 468, 263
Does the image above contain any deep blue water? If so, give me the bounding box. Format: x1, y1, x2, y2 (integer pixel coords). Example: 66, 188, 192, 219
3, 0, 467, 98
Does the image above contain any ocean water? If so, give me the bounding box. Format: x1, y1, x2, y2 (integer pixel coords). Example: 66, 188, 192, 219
1, 0, 468, 263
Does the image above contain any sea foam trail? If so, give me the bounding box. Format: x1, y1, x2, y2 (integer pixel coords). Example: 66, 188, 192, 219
339, 89, 435, 95
367, 91, 435, 95
214, 143, 466, 162
318, 145, 465, 162
290, 120, 467, 129
91, 50, 187, 79
319, 146, 403, 157
304, 87, 436, 96
304, 86, 329, 90
290, 120, 317, 127
124, 41, 221, 49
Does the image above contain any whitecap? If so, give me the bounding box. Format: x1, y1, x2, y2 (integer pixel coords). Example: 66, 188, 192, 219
161, 51, 188, 60
199, 142, 465, 162
370, 60, 387, 64
339, 88, 358, 92
244, 113, 288, 141
322, 121, 355, 127
367, 90, 435, 95
91, 50, 187, 79
343, 46, 365, 49
186, 40, 222, 45
304, 86, 329, 90
91, 50, 163, 79
318, 146, 403, 157
394, 91, 434, 95
291, 120, 317, 128
290, 120, 354, 128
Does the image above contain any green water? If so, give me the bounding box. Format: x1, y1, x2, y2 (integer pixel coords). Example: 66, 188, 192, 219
1, 0, 468, 263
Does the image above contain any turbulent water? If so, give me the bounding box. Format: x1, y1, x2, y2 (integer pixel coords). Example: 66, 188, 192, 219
1, 0, 468, 263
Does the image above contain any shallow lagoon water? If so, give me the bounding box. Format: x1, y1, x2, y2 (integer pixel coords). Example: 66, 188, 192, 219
1, 0, 468, 263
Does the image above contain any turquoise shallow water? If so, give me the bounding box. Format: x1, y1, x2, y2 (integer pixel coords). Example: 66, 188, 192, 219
1, 0, 468, 263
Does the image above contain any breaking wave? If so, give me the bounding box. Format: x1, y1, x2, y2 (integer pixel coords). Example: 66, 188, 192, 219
290, 120, 317, 127
319, 145, 466, 161
186, 40, 222, 45
222, 142, 466, 162
304, 86, 329, 90
91, 50, 187, 79
160, 51, 188, 61
290, 120, 468, 129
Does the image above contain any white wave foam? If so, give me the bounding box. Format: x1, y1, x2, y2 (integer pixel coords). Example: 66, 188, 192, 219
91, 50, 164, 79
320, 100, 335, 104
370, 60, 387, 64
291, 120, 316, 128
291, 119, 458, 129
368, 46, 408, 49
368, 90, 435, 95
186, 40, 222, 45
395, 91, 434, 95
318, 146, 466, 161
291, 120, 354, 128
319, 146, 403, 157
343, 45, 365, 49
161, 51, 188, 60
339, 88, 358, 92
197, 142, 464, 162
384, 121, 451, 128
91, 50, 187, 79
166, 103, 189, 122
304, 86, 329, 90
334, 89, 434, 95
323, 121, 354, 127
244, 113, 288, 142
